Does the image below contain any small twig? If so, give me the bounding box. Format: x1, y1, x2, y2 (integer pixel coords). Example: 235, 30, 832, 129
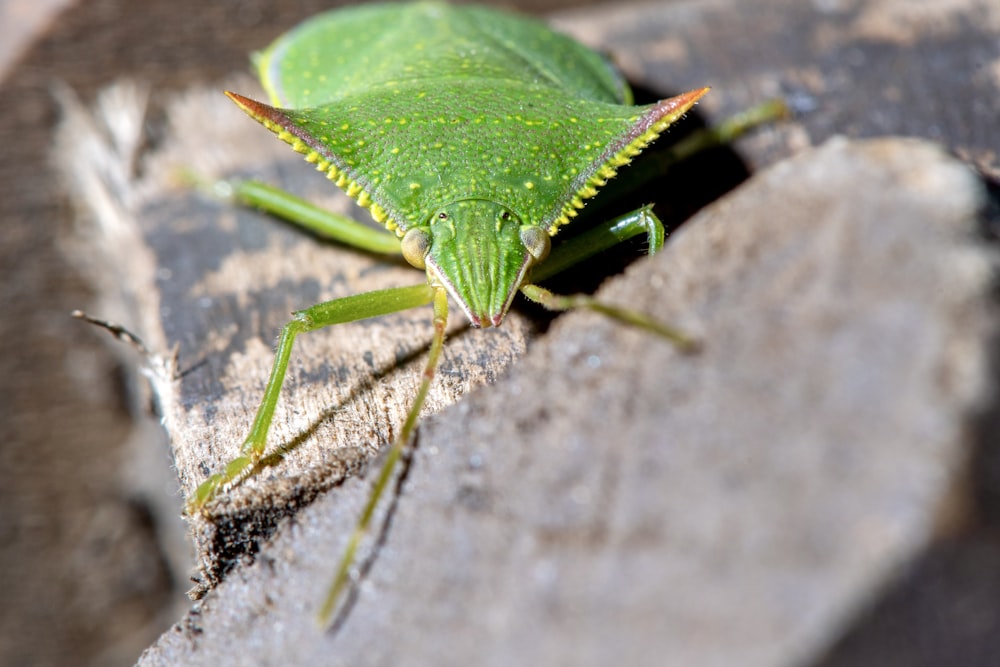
72, 309, 153, 357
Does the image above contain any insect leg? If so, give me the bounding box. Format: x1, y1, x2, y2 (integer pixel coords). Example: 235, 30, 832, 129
666, 98, 790, 165
532, 204, 664, 282
521, 283, 698, 351
318, 285, 449, 627
231, 180, 402, 255
524, 204, 700, 349
186, 283, 436, 512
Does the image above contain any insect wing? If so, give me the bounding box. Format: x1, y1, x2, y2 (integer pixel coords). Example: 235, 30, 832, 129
257, 3, 629, 109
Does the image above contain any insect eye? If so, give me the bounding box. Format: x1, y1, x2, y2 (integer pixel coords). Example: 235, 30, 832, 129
438, 212, 448, 220
519, 225, 550, 264
401, 227, 431, 269
501, 211, 511, 221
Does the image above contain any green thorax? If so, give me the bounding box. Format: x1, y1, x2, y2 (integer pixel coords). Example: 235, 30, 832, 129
229, 2, 706, 325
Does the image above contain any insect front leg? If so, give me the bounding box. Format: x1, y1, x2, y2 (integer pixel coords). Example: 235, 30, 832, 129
317, 286, 449, 627
521, 283, 699, 351
186, 283, 437, 513
522, 205, 698, 350
531, 204, 665, 282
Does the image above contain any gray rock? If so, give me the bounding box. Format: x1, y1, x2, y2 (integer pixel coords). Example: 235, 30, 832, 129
138, 138, 997, 667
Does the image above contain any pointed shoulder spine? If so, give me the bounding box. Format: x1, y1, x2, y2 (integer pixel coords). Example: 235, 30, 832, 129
548, 87, 710, 235
225, 91, 395, 232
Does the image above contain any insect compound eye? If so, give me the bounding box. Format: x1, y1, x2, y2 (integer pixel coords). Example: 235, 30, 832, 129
519, 225, 551, 264
401, 227, 432, 270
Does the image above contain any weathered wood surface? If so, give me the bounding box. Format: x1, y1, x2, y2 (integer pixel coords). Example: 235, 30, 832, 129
4, 0, 999, 665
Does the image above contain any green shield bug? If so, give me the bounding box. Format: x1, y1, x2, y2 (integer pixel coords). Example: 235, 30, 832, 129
186, 1, 769, 626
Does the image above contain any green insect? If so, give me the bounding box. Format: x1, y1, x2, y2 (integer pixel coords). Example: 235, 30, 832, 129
187, 1, 772, 626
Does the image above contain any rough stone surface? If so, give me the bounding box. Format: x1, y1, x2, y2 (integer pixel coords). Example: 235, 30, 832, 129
137, 137, 996, 667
